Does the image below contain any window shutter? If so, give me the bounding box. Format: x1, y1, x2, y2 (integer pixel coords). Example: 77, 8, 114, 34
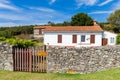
72, 35, 77, 43
58, 35, 62, 43
90, 35, 95, 43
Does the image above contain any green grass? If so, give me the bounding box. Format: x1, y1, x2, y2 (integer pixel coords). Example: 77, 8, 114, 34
1, 68, 120, 80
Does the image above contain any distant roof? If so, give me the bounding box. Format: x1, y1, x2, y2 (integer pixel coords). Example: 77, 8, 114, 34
34, 26, 103, 32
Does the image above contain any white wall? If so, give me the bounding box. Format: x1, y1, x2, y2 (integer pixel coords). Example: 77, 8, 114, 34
103, 31, 117, 45
44, 32, 103, 47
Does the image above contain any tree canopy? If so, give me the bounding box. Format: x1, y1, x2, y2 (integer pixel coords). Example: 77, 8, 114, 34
71, 13, 93, 26
107, 9, 120, 33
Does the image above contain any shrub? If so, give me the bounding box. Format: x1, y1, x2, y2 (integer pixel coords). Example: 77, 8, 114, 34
0, 37, 37, 48
116, 33, 120, 44
6, 38, 37, 48
0, 37, 6, 41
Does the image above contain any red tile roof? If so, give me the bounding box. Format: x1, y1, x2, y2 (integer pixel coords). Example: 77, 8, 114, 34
34, 26, 52, 29
34, 26, 103, 32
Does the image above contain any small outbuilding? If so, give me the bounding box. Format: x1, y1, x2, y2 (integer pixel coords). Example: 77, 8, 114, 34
102, 31, 117, 46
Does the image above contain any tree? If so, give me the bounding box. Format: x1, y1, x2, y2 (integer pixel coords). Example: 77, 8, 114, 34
63, 21, 71, 26
47, 21, 55, 26
71, 13, 93, 26
53, 21, 71, 26
107, 9, 120, 33
99, 22, 113, 31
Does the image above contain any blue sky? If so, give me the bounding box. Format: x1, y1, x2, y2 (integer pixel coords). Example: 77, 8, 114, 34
0, 0, 120, 27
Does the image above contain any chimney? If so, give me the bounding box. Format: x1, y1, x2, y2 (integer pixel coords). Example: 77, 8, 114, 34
93, 20, 97, 26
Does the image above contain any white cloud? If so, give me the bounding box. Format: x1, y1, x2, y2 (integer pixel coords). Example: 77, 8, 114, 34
92, 1, 120, 15
89, 11, 113, 14
49, 0, 56, 4
0, 13, 27, 20
76, 0, 97, 8
0, 22, 19, 27
0, 4, 70, 27
112, 1, 120, 10
29, 7, 55, 13
0, 0, 19, 11
98, 0, 113, 6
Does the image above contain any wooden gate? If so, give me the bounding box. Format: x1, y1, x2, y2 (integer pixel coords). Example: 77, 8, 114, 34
13, 46, 47, 72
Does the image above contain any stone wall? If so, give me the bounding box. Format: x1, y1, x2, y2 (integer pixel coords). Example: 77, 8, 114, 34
47, 45, 120, 74
0, 42, 13, 71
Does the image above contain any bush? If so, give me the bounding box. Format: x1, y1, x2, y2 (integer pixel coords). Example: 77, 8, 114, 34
0, 37, 37, 48
116, 34, 120, 44
0, 37, 6, 41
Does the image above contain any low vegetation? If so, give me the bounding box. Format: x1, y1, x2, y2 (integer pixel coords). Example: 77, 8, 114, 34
1, 68, 120, 80
116, 34, 120, 44
0, 37, 37, 48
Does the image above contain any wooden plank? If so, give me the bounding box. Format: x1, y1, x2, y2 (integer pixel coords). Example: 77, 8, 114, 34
29, 49, 32, 72
38, 55, 40, 72
16, 48, 19, 71
43, 56, 45, 72
21, 48, 23, 71
46, 53, 47, 72
24, 49, 27, 71
37, 55, 39, 72
26, 48, 29, 72
41, 56, 43, 72
35, 49, 38, 72
35, 51, 37, 72
16, 48, 17, 71
32, 48, 35, 72
20, 48, 22, 71
14, 48, 17, 71
38, 55, 39, 72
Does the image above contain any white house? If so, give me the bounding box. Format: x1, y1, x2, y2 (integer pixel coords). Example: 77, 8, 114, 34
34, 21, 117, 47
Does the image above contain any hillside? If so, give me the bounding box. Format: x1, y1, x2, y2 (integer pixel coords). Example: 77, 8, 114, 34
0, 25, 34, 38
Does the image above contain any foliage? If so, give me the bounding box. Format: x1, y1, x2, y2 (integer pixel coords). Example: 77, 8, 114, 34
107, 9, 120, 33
47, 21, 71, 26
0, 37, 6, 41
0, 31, 12, 38
0, 25, 34, 38
1, 68, 120, 80
71, 13, 93, 26
6, 38, 37, 48
116, 34, 120, 44
0, 37, 37, 48
47, 21, 55, 26
99, 22, 114, 32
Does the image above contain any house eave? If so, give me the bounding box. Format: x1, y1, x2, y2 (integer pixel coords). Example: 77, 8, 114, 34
44, 30, 103, 33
